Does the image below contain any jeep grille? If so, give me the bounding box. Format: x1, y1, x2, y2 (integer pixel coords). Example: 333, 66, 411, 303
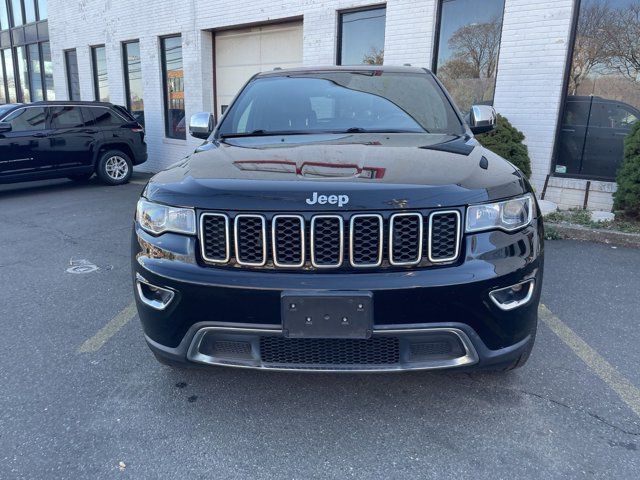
199, 210, 461, 271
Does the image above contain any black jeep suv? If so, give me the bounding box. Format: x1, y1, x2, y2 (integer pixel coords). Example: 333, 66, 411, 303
0, 101, 147, 185
132, 66, 543, 372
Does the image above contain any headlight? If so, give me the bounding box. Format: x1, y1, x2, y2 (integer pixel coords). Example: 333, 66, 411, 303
136, 198, 196, 235
466, 194, 533, 233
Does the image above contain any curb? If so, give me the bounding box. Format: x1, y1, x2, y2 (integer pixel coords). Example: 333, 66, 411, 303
545, 222, 640, 249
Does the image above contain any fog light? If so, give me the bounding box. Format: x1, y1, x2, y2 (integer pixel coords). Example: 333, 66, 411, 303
489, 279, 535, 311
136, 273, 175, 310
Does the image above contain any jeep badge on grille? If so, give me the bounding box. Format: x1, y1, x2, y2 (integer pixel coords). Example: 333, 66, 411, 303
306, 192, 350, 207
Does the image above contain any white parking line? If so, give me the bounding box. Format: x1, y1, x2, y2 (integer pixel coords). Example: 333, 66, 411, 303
78, 302, 138, 353
540, 304, 640, 418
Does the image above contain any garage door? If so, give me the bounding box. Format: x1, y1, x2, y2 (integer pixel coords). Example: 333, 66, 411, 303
215, 22, 303, 118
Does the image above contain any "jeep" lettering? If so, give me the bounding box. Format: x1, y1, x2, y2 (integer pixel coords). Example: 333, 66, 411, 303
305, 192, 349, 207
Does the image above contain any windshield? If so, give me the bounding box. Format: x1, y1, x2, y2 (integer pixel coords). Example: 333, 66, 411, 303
217, 71, 464, 138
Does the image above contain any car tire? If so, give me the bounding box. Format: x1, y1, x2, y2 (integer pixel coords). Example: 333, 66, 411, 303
96, 150, 133, 186
68, 173, 94, 182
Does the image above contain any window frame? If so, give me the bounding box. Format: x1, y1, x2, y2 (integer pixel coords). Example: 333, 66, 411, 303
160, 34, 185, 140
122, 39, 142, 117
91, 44, 108, 102
336, 4, 387, 66
64, 48, 80, 101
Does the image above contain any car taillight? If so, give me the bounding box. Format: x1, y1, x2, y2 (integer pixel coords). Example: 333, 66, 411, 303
131, 127, 144, 133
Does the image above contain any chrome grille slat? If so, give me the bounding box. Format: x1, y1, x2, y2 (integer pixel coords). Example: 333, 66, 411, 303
234, 214, 267, 266
310, 215, 344, 268
272, 215, 305, 267
200, 210, 461, 269
428, 211, 461, 263
200, 213, 230, 263
349, 214, 384, 267
389, 213, 423, 266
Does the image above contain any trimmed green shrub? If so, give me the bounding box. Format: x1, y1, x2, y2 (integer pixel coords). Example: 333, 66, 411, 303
614, 121, 640, 217
476, 114, 532, 177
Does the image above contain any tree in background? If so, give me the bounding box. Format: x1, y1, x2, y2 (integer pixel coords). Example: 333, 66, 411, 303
605, 3, 640, 82
614, 121, 640, 217
437, 16, 502, 112
568, 1, 611, 94
447, 16, 502, 80
362, 48, 384, 65
476, 115, 532, 177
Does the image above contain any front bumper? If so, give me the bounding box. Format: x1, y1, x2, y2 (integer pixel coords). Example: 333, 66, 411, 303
132, 219, 543, 372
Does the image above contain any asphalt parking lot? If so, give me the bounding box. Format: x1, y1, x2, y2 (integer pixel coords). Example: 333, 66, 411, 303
1, 177, 639, 479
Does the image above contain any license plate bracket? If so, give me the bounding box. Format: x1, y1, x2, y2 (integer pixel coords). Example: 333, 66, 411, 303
281, 291, 373, 339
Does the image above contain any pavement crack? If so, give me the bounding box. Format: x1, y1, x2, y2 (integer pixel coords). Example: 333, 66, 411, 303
463, 376, 640, 437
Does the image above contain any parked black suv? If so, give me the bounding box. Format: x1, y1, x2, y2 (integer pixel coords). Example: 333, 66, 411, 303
0, 101, 147, 185
132, 66, 543, 372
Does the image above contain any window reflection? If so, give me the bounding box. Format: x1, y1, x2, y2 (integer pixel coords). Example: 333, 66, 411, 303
16, 46, 30, 103
25, 0, 37, 23
92, 45, 109, 102
4, 107, 46, 131
556, 0, 640, 180
161, 36, 185, 139
41, 41, 54, 100
10, 0, 23, 26
2, 49, 16, 103
124, 41, 144, 126
1, 1, 9, 30
27, 44, 43, 101
0, 55, 5, 104
37, 0, 47, 20
434, 0, 505, 113
338, 7, 386, 66
65, 49, 80, 101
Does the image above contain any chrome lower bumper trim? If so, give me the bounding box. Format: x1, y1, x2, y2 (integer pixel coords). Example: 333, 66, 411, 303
186, 326, 479, 372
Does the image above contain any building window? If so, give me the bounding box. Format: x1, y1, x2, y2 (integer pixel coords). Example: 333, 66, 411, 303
27, 43, 42, 101
41, 41, 53, 99
91, 45, 109, 102
24, 0, 36, 24
123, 40, 144, 126
65, 49, 80, 101
337, 6, 386, 65
433, 0, 505, 114
554, 0, 640, 181
161, 35, 185, 139
0, 54, 5, 104
1, 48, 16, 103
16, 46, 30, 102
1, 1, 9, 31
10, 0, 23, 27
37, 0, 46, 21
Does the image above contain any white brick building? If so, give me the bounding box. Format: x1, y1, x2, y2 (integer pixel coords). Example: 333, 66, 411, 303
3, 0, 636, 210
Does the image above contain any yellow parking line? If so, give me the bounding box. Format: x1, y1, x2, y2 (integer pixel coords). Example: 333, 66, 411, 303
539, 304, 640, 418
78, 302, 138, 353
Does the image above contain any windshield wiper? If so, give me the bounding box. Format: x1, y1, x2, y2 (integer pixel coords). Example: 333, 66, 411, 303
337, 127, 429, 134
220, 127, 428, 139
220, 130, 316, 139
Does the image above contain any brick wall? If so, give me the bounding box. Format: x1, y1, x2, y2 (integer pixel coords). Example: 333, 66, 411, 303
493, 0, 575, 192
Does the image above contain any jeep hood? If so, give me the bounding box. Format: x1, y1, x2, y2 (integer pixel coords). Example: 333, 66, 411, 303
144, 133, 528, 211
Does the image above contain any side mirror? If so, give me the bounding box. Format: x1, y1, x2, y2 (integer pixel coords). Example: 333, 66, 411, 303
0, 122, 12, 133
189, 112, 215, 140
469, 105, 497, 135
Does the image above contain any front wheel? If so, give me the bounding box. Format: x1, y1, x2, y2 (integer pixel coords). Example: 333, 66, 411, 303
96, 150, 133, 185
